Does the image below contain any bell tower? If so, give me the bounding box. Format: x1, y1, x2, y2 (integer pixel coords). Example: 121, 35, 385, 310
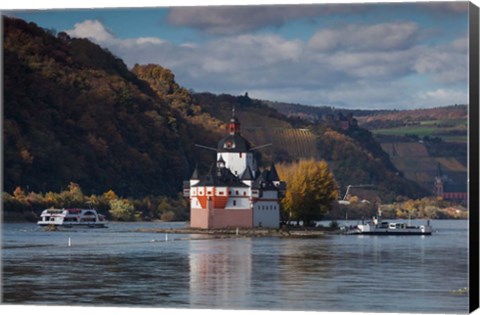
227, 106, 241, 135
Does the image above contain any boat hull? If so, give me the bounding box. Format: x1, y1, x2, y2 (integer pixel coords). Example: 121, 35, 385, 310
37, 208, 108, 228
351, 231, 432, 236
38, 222, 107, 228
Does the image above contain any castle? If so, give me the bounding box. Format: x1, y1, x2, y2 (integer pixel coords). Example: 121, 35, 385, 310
183, 109, 285, 229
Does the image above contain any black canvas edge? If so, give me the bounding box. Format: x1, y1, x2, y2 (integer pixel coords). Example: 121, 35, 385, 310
469, 1, 480, 313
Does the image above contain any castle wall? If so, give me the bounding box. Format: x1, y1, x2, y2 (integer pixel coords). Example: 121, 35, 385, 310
190, 207, 253, 229
253, 201, 280, 228
209, 208, 253, 228
190, 207, 209, 228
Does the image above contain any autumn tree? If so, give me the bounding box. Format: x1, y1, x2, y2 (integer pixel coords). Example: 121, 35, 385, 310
277, 159, 338, 226
108, 198, 142, 221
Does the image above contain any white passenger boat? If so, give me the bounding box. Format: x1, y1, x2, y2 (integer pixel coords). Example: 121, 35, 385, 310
38, 208, 108, 228
348, 216, 433, 235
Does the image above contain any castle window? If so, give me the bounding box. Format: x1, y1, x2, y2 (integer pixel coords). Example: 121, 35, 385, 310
233, 200, 237, 206
243, 191, 246, 196
239, 152, 242, 158
236, 190, 239, 195
218, 191, 224, 195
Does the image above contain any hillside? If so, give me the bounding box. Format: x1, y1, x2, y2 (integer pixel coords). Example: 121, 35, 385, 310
3, 16, 427, 204
263, 100, 391, 122
358, 106, 468, 193
3, 17, 201, 197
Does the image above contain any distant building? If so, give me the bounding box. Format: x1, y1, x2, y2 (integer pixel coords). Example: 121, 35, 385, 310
433, 164, 467, 204
183, 108, 286, 229
322, 112, 357, 131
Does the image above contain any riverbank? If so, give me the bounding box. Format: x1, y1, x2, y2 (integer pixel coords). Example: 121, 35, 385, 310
135, 226, 339, 238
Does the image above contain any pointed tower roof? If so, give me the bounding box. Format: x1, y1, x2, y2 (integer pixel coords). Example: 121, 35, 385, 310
217, 155, 225, 163
240, 165, 254, 180
267, 163, 280, 181
436, 163, 443, 177
192, 163, 248, 188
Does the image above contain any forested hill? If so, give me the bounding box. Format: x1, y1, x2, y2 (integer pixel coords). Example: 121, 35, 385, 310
3, 16, 201, 197
3, 16, 426, 201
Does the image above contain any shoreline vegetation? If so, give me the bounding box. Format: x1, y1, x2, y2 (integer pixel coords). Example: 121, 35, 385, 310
2, 182, 467, 224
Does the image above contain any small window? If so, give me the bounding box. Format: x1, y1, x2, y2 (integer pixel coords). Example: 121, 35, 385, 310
233, 200, 237, 206
236, 190, 239, 195
243, 191, 246, 196
218, 191, 224, 195
239, 152, 242, 158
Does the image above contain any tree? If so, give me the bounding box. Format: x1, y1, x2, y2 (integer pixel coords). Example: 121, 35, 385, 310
277, 159, 338, 226
108, 198, 141, 221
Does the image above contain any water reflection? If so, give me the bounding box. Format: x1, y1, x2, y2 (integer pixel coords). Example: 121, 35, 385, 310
189, 238, 252, 308
2, 221, 469, 313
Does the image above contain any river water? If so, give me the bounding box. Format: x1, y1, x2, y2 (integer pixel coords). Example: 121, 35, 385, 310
1, 220, 469, 313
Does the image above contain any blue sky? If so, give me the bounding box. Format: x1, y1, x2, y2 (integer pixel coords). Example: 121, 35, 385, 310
4, 1, 471, 109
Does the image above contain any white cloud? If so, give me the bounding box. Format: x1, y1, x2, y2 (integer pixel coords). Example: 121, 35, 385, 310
416, 89, 468, 107
66, 20, 115, 42
64, 19, 468, 109
413, 39, 468, 84
308, 22, 420, 52
66, 19, 166, 48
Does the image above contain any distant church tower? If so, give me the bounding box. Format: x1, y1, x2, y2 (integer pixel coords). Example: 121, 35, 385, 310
183, 108, 285, 229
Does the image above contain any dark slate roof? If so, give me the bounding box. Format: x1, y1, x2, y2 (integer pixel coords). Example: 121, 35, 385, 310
217, 134, 252, 152
240, 165, 254, 180
267, 163, 280, 181
444, 181, 467, 193
192, 164, 248, 188
252, 170, 276, 190
252, 169, 267, 187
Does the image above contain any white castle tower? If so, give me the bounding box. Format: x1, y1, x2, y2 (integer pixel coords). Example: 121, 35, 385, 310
183, 107, 286, 229
216, 107, 255, 177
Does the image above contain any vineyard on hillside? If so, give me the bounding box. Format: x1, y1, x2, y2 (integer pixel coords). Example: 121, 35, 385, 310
242, 127, 317, 160
381, 142, 467, 190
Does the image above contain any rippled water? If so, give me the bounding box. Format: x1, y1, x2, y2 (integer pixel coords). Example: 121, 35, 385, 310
1, 220, 469, 313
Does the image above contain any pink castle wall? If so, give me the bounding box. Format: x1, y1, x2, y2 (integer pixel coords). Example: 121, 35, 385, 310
190, 207, 253, 229
190, 207, 209, 228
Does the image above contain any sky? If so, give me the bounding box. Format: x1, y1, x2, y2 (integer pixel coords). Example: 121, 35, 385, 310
2, 1, 473, 109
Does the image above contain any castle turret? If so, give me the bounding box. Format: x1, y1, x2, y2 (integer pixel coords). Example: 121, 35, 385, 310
217, 107, 254, 176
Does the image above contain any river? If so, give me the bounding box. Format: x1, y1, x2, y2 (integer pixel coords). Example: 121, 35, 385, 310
1, 219, 469, 313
